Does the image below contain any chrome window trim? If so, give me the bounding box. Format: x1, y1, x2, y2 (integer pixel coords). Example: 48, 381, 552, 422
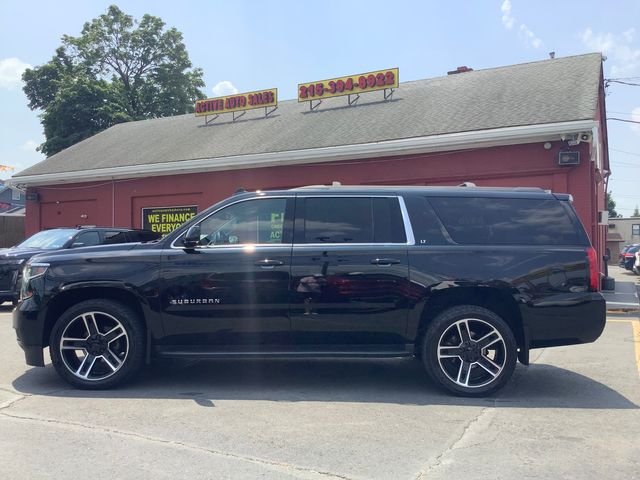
398, 196, 415, 246
169, 196, 293, 250
170, 194, 415, 250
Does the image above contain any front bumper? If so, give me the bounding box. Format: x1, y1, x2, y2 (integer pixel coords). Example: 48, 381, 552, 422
13, 297, 46, 366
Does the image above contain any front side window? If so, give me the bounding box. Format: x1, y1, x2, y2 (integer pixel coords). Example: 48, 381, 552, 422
197, 198, 288, 246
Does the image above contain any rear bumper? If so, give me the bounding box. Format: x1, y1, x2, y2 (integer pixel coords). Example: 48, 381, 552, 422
12, 297, 46, 367
522, 292, 606, 349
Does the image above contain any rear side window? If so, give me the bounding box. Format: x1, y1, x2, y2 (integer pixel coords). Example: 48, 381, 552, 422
73, 231, 101, 248
103, 231, 128, 244
429, 197, 581, 245
127, 231, 159, 242
298, 197, 406, 244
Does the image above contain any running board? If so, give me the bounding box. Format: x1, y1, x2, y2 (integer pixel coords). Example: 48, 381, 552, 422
154, 344, 414, 359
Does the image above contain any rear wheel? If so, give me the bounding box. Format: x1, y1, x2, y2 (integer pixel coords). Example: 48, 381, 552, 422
50, 299, 145, 389
422, 305, 517, 396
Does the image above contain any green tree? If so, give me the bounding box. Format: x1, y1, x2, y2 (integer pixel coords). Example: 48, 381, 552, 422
22, 5, 205, 156
633, 205, 640, 217
606, 191, 618, 218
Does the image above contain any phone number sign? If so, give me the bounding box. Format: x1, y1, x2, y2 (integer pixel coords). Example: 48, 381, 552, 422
195, 88, 277, 117
298, 68, 398, 102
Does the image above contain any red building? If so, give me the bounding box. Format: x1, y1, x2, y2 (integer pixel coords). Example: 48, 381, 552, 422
10, 53, 610, 272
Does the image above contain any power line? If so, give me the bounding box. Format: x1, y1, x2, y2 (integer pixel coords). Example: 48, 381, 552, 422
611, 161, 640, 167
610, 148, 640, 157
606, 79, 640, 86
608, 117, 640, 124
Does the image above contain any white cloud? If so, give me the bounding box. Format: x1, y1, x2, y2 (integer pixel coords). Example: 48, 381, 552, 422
20, 140, 39, 152
581, 27, 640, 76
500, 1, 543, 48
212, 81, 238, 97
0, 57, 31, 90
520, 24, 542, 48
501, 0, 515, 30
631, 107, 640, 135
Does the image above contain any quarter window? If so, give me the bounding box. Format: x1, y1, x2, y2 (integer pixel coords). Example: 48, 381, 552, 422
197, 198, 288, 246
429, 197, 581, 245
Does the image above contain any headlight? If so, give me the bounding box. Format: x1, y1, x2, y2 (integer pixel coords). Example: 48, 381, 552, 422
23, 263, 49, 281
20, 263, 49, 301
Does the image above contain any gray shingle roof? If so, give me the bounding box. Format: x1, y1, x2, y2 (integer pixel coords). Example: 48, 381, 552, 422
15, 53, 602, 178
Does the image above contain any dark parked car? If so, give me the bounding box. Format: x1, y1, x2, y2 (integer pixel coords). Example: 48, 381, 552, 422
13, 186, 605, 396
0, 227, 160, 305
619, 244, 640, 271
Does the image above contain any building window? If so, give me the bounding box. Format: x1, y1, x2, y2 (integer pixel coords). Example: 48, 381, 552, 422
608, 223, 616, 229
11, 189, 21, 201
633, 224, 640, 236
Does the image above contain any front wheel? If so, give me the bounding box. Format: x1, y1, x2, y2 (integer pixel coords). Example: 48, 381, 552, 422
50, 299, 145, 389
422, 305, 517, 397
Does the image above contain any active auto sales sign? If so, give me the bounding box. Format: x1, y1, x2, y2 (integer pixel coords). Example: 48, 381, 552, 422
194, 88, 278, 116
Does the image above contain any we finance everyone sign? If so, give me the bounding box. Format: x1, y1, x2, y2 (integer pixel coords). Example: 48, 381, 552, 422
142, 206, 198, 234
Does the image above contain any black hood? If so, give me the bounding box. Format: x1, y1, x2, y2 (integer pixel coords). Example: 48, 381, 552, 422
0, 247, 51, 262
27, 242, 145, 264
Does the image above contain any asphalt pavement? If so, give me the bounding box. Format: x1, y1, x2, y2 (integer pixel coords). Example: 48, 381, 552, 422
1, 307, 639, 479
603, 265, 640, 312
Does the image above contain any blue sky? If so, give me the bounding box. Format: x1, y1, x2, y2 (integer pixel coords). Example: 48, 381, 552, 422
1, 0, 639, 214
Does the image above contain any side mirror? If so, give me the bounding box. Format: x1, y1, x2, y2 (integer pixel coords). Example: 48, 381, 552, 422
182, 225, 201, 249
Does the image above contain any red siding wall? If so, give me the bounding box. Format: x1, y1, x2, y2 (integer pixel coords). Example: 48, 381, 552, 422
26, 139, 605, 269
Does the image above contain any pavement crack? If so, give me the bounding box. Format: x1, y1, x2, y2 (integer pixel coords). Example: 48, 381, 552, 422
413, 406, 496, 480
0, 394, 27, 411
0, 410, 354, 480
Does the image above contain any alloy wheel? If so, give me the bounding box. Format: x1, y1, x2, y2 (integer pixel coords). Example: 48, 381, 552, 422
437, 318, 507, 388
59, 311, 129, 381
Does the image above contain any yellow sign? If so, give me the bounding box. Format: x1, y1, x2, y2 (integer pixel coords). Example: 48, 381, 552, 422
142, 205, 197, 234
298, 68, 399, 102
195, 89, 277, 117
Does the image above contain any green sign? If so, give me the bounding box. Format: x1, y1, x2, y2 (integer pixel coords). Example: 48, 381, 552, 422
142, 205, 197, 234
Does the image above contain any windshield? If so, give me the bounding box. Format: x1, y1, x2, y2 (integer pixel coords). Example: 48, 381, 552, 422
17, 229, 77, 249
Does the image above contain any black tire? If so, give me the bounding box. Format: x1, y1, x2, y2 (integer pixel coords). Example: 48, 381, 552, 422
421, 305, 517, 397
50, 299, 145, 389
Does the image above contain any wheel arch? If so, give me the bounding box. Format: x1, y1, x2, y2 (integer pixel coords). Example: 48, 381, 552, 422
415, 286, 526, 355
43, 285, 148, 349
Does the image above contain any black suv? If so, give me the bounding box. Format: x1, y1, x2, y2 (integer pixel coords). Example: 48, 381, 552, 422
0, 227, 159, 305
13, 186, 605, 396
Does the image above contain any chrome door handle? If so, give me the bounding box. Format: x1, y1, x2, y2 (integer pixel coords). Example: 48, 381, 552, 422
255, 259, 285, 269
370, 258, 401, 266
